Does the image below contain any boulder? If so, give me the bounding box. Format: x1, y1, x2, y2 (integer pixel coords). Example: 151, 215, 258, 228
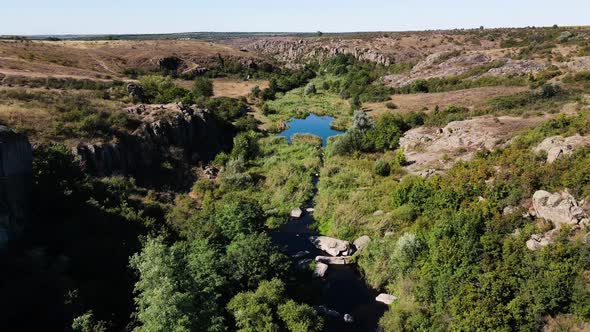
308, 236, 353, 256
353, 235, 372, 252
290, 208, 303, 219
315, 256, 352, 265
0, 126, 32, 247
532, 190, 589, 228
376, 293, 398, 305
526, 190, 590, 250
373, 210, 384, 216
343, 314, 354, 323
315, 305, 340, 318
313, 262, 329, 278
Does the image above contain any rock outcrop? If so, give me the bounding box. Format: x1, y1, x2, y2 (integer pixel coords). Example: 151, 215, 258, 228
399, 116, 542, 174
0, 126, 32, 246
308, 235, 354, 256
315, 255, 352, 265
353, 235, 371, 252
74, 103, 231, 178
533, 135, 590, 163
526, 190, 590, 250
376, 294, 398, 305
313, 262, 328, 277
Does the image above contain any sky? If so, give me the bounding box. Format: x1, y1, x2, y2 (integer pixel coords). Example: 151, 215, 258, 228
1, 0, 589, 35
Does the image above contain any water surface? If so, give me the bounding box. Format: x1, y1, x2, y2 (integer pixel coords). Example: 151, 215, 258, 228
277, 114, 343, 146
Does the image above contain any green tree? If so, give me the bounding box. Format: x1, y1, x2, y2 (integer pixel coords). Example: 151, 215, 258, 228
225, 233, 289, 291
231, 131, 260, 161
278, 300, 323, 332
193, 77, 214, 98
227, 279, 323, 332
214, 197, 264, 240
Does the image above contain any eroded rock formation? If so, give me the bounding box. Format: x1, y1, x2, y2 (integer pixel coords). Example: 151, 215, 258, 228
533, 135, 590, 163
74, 103, 231, 178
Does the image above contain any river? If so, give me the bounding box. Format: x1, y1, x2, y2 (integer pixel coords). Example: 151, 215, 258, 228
272, 116, 387, 331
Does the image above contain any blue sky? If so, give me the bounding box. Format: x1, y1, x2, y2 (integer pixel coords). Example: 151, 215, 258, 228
2, 0, 589, 35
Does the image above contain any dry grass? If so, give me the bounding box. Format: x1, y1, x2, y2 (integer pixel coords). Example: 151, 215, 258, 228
365, 86, 530, 116
212, 78, 269, 98
0, 39, 261, 81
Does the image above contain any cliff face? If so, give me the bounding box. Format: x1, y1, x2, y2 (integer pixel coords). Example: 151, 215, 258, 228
74, 104, 232, 179
0, 126, 32, 246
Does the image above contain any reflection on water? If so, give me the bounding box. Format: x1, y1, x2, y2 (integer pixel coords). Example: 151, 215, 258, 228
277, 114, 343, 146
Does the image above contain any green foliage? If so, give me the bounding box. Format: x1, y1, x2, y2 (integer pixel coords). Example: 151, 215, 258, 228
72, 311, 108, 332
304, 82, 317, 95
214, 197, 264, 241
225, 233, 289, 291
130, 237, 226, 332
192, 77, 214, 98
231, 131, 260, 161
139, 75, 189, 103
373, 159, 391, 176
227, 279, 323, 332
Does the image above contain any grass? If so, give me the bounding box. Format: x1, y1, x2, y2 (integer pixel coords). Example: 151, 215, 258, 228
263, 76, 352, 131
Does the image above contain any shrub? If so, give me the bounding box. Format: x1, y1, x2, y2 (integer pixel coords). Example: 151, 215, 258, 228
192, 77, 214, 98
385, 102, 398, 110
139, 75, 188, 103
373, 159, 391, 176
304, 82, 317, 95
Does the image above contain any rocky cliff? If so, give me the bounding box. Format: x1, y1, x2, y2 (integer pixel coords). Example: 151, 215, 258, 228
74, 104, 232, 179
0, 126, 32, 246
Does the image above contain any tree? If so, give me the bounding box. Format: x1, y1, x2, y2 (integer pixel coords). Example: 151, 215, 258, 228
193, 77, 214, 98
250, 85, 261, 98
278, 301, 324, 332
225, 233, 289, 291
227, 279, 323, 332
130, 237, 226, 332
214, 197, 264, 241
139, 75, 188, 103
231, 131, 259, 161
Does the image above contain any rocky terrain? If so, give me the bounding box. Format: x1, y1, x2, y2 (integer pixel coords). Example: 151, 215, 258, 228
74, 103, 231, 178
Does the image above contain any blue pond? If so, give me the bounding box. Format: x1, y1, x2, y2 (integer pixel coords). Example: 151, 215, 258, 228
277, 114, 343, 146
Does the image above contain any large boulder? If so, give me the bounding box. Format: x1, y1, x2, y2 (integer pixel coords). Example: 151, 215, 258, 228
0, 126, 32, 247
290, 207, 303, 219
376, 293, 398, 305
532, 190, 588, 228
308, 235, 354, 256
526, 190, 590, 250
353, 235, 371, 252
533, 135, 590, 163
313, 262, 328, 278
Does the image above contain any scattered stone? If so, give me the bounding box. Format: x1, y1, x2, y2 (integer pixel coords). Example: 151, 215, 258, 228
292, 250, 309, 259
315, 305, 340, 318
296, 259, 312, 270
315, 256, 353, 265
503, 206, 517, 216
376, 293, 398, 305
306, 207, 315, 213
308, 236, 354, 256
343, 314, 354, 323
290, 208, 303, 219
353, 235, 372, 252
313, 262, 329, 278
384, 231, 395, 237
373, 210, 384, 216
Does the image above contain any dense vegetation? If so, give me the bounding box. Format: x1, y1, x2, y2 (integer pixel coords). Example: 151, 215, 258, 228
3, 27, 590, 332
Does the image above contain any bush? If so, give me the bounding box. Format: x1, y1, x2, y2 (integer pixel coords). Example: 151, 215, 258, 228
139, 75, 188, 103
373, 159, 391, 176
304, 82, 317, 95
192, 77, 214, 98
385, 102, 398, 110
